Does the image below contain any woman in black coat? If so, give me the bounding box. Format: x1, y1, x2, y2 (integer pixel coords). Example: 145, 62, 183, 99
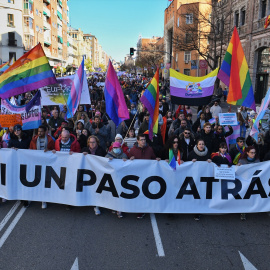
188, 139, 212, 162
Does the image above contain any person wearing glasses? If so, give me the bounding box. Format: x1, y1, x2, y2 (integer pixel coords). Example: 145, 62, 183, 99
211, 142, 232, 166
129, 134, 160, 219
214, 125, 233, 152
161, 135, 184, 165
82, 135, 106, 216
179, 128, 196, 161
229, 137, 246, 165
8, 124, 31, 208
238, 146, 260, 221
238, 146, 260, 165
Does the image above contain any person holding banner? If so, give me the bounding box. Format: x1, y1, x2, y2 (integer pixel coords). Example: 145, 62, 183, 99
29, 125, 55, 209
82, 135, 106, 216
8, 124, 31, 207
106, 141, 128, 218
211, 142, 232, 166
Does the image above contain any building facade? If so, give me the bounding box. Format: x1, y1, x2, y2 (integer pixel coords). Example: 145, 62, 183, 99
0, 0, 24, 64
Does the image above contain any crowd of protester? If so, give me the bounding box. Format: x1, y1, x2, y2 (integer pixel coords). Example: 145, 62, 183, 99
0, 73, 269, 221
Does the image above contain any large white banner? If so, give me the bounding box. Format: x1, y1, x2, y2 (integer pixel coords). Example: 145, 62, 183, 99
0, 149, 269, 213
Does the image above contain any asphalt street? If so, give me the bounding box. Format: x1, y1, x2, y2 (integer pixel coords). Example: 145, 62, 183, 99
0, 100, 266, 270
0, 199, 269, 270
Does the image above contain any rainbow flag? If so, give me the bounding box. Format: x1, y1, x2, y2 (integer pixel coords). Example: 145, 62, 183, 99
140, 69, 159, 139
66, 58, 85, 119
217, 27, 255, 110
104, 59, 129, 126
0, 62, 9, 73
0, 43, 57, 99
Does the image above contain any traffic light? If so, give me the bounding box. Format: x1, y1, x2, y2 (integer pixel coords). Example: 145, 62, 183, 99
130, 48, 135, 56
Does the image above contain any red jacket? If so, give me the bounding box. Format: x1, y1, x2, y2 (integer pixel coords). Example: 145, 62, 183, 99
128, 143, 156, 160
29, 135, 55, 150
55, 133, 81, 152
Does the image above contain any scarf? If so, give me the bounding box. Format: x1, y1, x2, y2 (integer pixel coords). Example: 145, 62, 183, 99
211, 152, 232, 163
36, 136, 48, 150
233, 144, 245, 165
193, 145, 208, 156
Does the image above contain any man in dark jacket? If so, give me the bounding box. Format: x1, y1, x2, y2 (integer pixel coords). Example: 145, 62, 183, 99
229, 137, 245, 164
48, 110, 65, 135
196, 122, 218, 155
90, 115, 108, 150
179, 128, 196, 161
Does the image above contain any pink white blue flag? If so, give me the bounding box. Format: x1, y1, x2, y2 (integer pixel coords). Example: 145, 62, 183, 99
250, 87, 270, 142
225, 124, 240, 146
104, 60, 129, 126
66, 58, 85, 119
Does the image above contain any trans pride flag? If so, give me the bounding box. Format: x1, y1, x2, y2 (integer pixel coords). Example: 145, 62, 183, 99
104, 60, 129, 126
0, 43, 57, 99
1, 91, 42, 130
250, 87, 270, 142
170, 68, 218, 106
217, 27, 255, 110
66, 58, 85, 119
140, 69, 160, 139
225, 124, 240, 146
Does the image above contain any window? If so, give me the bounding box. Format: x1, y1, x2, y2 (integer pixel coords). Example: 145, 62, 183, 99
235, 11, 239, 27
183, 69, 190, 75
186, 14, 193, 24
185, 33, 192, 43
240, 9, 246, 26
7, 14, 14, 27
177, 17, 180, 27
184, 51, 191, 62
36, 9, 38, 15
261, 0, 267, 18
8, 0, 15, 3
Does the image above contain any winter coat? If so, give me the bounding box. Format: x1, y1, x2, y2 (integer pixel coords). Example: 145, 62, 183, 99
29, 135, 55, 150
81, 145, 106, 157
90, 122, 108, 150
106, 149, 128, 159
179, 133, 196, 161
55, 133, 81, 152
8, 132, 31, 149
128, 143, 156, 160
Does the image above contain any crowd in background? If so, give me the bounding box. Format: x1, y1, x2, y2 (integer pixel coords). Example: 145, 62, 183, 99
0, 74, 269, 220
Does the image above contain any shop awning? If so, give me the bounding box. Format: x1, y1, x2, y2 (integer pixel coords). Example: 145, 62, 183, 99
57, 11, 62, 20
44, 41, 51, 46
58, 0, 62, 7
58, 36, 63, 44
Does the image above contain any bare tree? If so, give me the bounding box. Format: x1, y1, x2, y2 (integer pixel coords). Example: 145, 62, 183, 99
172, 0, 232, 71
136, 43, 164, 75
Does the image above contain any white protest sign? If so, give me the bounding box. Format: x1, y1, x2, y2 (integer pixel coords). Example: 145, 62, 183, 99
219, 113, 238, 126
214, 164, 235, 180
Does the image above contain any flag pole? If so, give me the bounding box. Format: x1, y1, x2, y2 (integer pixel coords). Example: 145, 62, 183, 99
123, 109, 138, 140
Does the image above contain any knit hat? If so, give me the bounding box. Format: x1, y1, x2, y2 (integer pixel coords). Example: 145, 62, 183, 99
78, 119, 84, 125
112, 142, 121, 148
115, 134, 123, 140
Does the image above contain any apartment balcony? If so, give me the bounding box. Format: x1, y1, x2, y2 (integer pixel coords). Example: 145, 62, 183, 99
23, 9, 34, 19
58, 43, 63, 50
254, 18, 266, 32
44, 48, 51, 57
24, 26, 34, 36
8, 39, 17, 47
57, 29, 62, 37
43, 5, 50, 17
43, 21, 51, 31
44, 33, 51, 45
57, 5, 62, 15
57, 17, 62, 26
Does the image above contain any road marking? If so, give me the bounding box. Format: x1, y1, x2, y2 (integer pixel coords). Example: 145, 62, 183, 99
0, 201, 21, 232
239, 251, 257, 270
0, 206, 26, 249
70, 257, 79, 270
150, 213, 165, 257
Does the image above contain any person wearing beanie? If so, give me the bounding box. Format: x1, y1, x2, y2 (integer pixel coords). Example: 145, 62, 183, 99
108, 133, 129, 155
106, 141, 128, 219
